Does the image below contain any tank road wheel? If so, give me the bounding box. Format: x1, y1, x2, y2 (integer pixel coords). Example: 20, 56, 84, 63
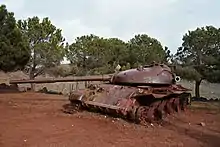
179, 97, 185, 111
156, 100, 167, 120
137, 101, 167, 124
127, 106, 139, 122
164, 98, 175, 114
173, 98, 181, 113
180, 93, 191, 111
147, 101, 165, 123
136, 106, 150, 125
146, 101, 160, 122
136, 102, 161, 124
146, 106, 157, 123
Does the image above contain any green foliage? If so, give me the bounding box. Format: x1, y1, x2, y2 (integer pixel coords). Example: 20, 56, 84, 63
66, 34, 103, 70
174, 65, 201, 81
17, 16, 65, 79
175, 25, 220, 97
128, 34, 167, 65
104, 37, 128, 66
175, 26, 220, 82
66, 34, 129, 75
66, 33, 168, 76
0, 4, 30, 72
164, 46, 173, 63
46, 64, 72, 77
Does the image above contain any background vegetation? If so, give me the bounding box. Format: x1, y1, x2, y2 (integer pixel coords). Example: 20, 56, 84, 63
1, 4, 220, 98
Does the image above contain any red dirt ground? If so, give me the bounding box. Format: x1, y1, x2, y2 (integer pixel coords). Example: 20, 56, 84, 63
0, 92, 220, 147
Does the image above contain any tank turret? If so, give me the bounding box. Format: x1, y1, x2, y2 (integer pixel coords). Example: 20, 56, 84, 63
111, 63, 180, 86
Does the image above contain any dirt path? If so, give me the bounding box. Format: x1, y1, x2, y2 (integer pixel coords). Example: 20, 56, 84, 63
0, 92, 219, 147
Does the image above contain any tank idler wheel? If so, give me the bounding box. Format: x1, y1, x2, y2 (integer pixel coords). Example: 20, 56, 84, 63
136, 101, 168, 125
69, 101, 83, 113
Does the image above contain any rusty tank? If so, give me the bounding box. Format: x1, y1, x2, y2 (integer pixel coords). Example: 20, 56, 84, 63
65, 63, 191, 124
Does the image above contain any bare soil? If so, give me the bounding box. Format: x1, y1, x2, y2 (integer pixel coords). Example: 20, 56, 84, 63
0, 92, 220, 147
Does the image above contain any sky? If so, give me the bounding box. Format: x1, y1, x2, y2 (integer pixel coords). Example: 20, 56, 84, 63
1, 0, 220, 55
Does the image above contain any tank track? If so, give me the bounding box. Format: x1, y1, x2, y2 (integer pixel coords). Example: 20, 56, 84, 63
63, 93, 191, 125
135, 95, 190, 125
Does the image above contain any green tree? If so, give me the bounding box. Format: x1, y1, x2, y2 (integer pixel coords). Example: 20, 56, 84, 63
164, 46, 173, 63
175, 26, 220, 98
0, 4, 30, 72
128, 34, 167, 66
66, 34, 169, 75
66, 34, 101, 74
104, 38, 128, 67
17, 16, 65, 89
66, 34, 129, 75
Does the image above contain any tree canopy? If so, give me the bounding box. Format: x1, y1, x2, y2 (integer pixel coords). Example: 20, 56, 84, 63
1, 3, 220, 98
175, 26, 220, 97
0, 4, 30, 72
128, 34, 167, 65
17, 16, 65, 79
66, 34, 168, 75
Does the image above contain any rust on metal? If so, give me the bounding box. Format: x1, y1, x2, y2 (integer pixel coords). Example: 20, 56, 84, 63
65, 63, 192, 125
9, 76, 111, 84
7, 63, 191, 125
111, 63, 176, 85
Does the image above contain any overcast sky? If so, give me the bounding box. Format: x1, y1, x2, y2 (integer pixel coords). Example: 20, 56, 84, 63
1, 0, 220, 54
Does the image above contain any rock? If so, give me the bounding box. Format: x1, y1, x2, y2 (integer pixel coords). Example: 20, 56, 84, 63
199, 122, 206, 127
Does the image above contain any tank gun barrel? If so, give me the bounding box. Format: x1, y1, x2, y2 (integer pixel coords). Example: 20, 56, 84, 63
9, 76, 111, 84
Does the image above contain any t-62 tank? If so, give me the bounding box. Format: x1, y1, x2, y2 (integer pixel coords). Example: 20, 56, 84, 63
65, 63, 191, 124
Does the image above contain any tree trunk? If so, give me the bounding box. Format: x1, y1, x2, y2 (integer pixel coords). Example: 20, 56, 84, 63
30, 83, 35, 91
29, 68, 35, 91
30, 48, 36, 91
195, 79, 202, 98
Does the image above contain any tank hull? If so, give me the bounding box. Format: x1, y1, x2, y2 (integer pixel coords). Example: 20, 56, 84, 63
65, 83, 191, 124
